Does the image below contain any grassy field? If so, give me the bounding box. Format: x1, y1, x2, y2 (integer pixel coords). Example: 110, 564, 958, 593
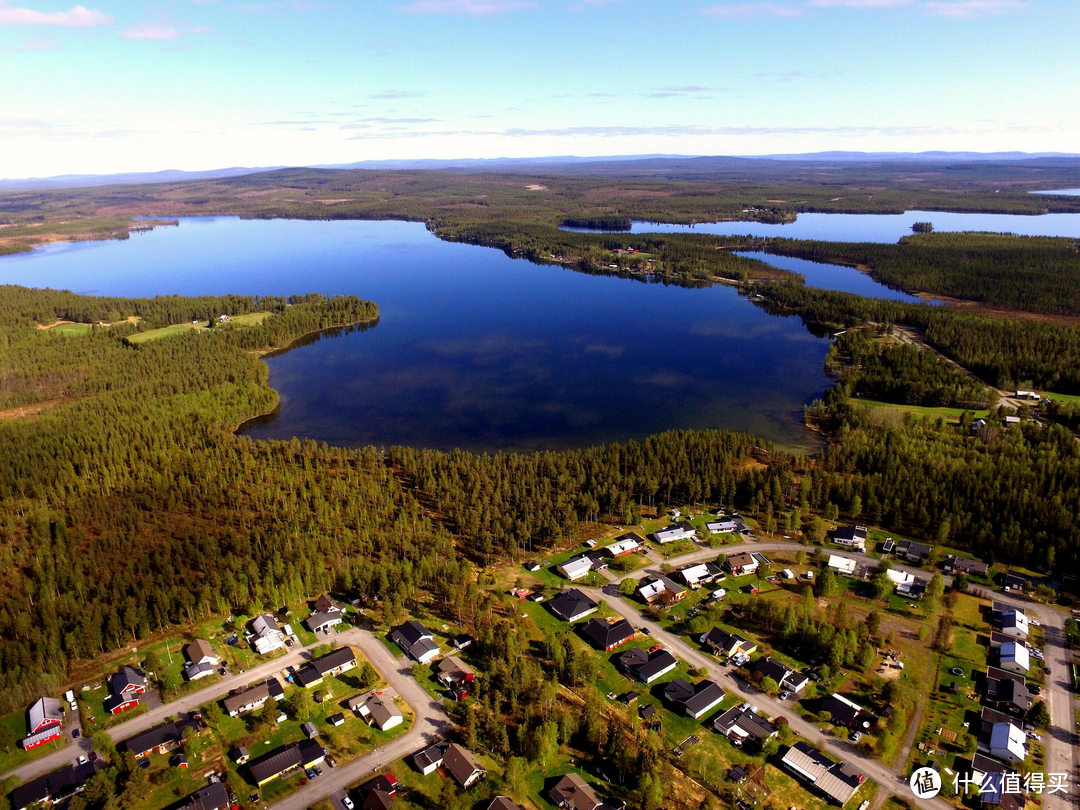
0, 708, 72, 775
850, 397, 991, 426
127, 322, 204, 343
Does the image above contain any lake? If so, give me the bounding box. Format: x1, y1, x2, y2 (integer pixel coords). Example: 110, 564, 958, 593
0, 218, 831, 452
733, 251, 923, 303
1031, 189, 1080, 197
566, 210, 1080, 241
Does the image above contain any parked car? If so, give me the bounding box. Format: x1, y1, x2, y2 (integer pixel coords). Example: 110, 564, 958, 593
305, 768, 316, 779
850, 731, 862, 742
779, 690, 791, 701
72, 729, 80, 739
342, 798, 355, 810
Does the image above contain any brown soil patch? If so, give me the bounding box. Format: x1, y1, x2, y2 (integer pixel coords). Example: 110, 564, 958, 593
0, 397, 65, 421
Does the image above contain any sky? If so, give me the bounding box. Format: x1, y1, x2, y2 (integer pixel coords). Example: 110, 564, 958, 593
1, 0, 1078, 178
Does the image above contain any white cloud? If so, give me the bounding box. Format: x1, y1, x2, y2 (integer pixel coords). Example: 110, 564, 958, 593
0, 2, 111, 27
397, 0, 535, 15
811, 0, 911, 7
121, 22, 182, 40
924, 0, 1026, 17
702, 2, 801, 18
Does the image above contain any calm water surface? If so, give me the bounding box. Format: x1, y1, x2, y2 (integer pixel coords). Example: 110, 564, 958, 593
567, 210, 1080, 241
1030, 189, 1080, 197
0, 218, 830, 452
733, 251, 923, 302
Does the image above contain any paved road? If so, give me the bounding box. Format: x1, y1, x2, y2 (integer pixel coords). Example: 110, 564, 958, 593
267, 628, 451, 810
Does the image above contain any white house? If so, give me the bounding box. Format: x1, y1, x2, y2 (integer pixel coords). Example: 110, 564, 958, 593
827, 555, 858, 577
556, 555, 593, 582
999, 641, 1030, 674
653, 522, 696, 543
833, 525, 867, 552
989, 722, 1027, 763
604, 534, 642, 557
251, 615, 285, 655
1000, 609, 1030, 640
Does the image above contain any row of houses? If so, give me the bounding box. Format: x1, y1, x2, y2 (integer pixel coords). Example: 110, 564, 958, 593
556, 533, 646, 581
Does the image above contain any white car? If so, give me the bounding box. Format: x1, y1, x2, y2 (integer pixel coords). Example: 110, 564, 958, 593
75, 755, 88, 766
341, 798, 355, 810
1028, 731, 1041, 741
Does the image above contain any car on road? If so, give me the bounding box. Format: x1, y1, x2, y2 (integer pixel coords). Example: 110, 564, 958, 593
950, 667, 964, 676
72, 729, 80, 739
640, 626, 651, 635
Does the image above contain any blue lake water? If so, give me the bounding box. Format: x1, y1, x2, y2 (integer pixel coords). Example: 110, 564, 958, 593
566, 210, 1080, 241
1031, 188, 1080, 196
0, 217, 831, 452
733, 251, 923, 303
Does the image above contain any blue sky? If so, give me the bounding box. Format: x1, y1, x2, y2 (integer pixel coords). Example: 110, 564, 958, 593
1, 0, 1077, 177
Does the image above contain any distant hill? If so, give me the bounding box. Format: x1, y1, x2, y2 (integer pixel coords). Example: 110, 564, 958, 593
4, 152, 1080, 191
0, 166, 278, 191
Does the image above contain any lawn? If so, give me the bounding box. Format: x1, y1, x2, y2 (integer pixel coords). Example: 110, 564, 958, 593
45, 322, 93, 336
850, 397, 990, 426
127, 322, 204, 343
0, 708, 72, 776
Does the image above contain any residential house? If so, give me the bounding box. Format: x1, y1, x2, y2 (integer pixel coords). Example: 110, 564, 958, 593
21, 697, 64, 750
182, 782, 230, 810
183, 639, 220, 682
251, 615, 286, 655
826, 555, 858, 577
713, 704, 778, 749
989, 722, 1027, 763
444, 743, 485, 788
547, 773, 624, 810
223, 682, 271, 717
434, 656, 476, 699
390, 621, 440, 663
833, 525, 867, 552
580, 618, 635, 652
362, 791, 394, 810
547, 589, 599, 623
678, 561, 724, 589
755, 657, 809, 693
304, 611, 343, 634
295, 646, 357, 687
985, 667, 1031, 715
969, 754, 1026, 810
615, 647, 678, 684
123, 716, 201, 758
350, 693, 403, 731
359, 774, 400, 810
661, 678, 725, 719
894, 540, 931, 564
1003, 571, 1029, 592
706, 515, 747, 535
724, 552, 759, 576
302, 722, 318, 738
487, 798, 527, 810
604, 533, 644, 557
699, 627, 756, 658
653, 522, 696, 544
9, 761, 99, 810
313, 594, 347, 615
781, 742, 865, 806
557, 555, 594, 582
944, 555, 990, 577
821, 693, 876, 731
104, 666, 147, 715
411, 740, 451, 775
327, 713, 345, 727
998, 641, 1030, 674
248, 738, 325, 787
450, 634, 474, 650
999, 609, 1030, 640
896, 578, 928, 599
637, 574, 686, 605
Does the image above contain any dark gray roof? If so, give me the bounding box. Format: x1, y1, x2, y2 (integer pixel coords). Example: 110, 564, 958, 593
10, 762, 99, 810
394, 620, 431, 646
713, 704, 778, 743
547, 589, 598, 621
122, 716, 199, 756
616, 647, 678, 682
701, 626, 749, 651
184, 782, 229, 810
580, 618, 634, 650
112, 665, 146, 694
248, 738, 323, 784
411, 739, 450, 771
662, 678, 724, 716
